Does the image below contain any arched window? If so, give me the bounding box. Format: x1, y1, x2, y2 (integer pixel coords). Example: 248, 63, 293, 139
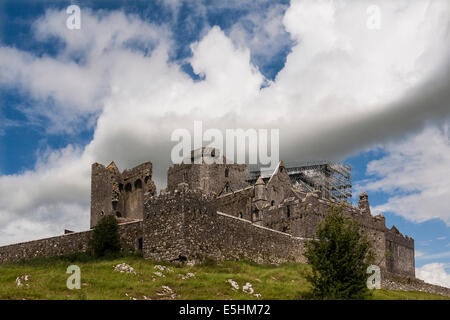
119, 183, 124, 191
125, 183, 132, 192
144, 175, 151, 184
238, 212, 243, 218
271, 200, 275, 206
134, 179, 142, 190
225, 167, 229, 177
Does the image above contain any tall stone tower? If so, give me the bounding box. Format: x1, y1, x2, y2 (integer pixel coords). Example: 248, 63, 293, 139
90, 161, 156, 228
358, 191, 371, 215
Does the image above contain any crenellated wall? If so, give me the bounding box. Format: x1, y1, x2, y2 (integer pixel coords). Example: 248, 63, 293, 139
385, 228, 415, 277
167, 163, 248, 195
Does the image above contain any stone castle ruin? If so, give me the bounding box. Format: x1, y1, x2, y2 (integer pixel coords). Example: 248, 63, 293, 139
0, 148, 415, 280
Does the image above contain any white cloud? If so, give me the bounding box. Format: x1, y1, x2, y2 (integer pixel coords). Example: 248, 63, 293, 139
363, 125, 450, 225
0, 145, 92, 245
416, 251, 450, 261
0, 9, 171, 133
0, 1, 449, 245
416, 263, 450, 288
228, 3, 292, 74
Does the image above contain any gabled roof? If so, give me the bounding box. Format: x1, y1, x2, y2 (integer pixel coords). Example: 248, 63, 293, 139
390, 225, 401, 234
255, 176, 265, 185
267, 161, 286, 184
107, 161, 120, 176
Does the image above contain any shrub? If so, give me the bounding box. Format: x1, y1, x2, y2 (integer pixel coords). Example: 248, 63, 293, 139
89, 215, 121, 257
304, 204, 374, 299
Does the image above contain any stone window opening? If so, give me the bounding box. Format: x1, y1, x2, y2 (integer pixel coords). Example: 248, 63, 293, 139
282, 226, 288, 233
144, 175, 151, 184
116, 211, 122, 218
287, 206, 291, 218
119, 183, 124, 191
125, 183, 132, 192
238, 212, 243, 218
225, 167, 229, 177
135, 179, 142, 190
271, 200, 275, 206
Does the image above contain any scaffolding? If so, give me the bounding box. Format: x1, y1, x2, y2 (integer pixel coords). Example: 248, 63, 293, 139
248, 161, 352, 203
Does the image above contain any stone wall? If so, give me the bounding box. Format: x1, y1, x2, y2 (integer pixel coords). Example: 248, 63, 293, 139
385, 229, 415, 277
0, 221, 143, 264
186, 211, 307, 264
142, 190, 193, 261
215, 187, 254, 221
216, 183, 415, 277
167, 163, 248, 195
143, 189, 308, 264
382, 272, 450, 297
91, 163, 114, 228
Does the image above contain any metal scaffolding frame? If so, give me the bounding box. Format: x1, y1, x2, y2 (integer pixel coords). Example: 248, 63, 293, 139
248, 161, 352, 203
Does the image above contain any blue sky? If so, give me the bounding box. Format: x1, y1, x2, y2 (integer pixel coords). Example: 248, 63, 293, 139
0, 0, 449, 286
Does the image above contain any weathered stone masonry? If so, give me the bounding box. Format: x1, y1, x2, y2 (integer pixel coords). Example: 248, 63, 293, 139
0, 221, 142, 264
143, 188, 307, 264
0, 150, 415, 280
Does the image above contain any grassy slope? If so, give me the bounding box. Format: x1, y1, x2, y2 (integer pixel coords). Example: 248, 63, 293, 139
0, 255, 447, 300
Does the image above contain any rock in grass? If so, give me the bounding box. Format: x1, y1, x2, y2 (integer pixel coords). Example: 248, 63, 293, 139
114, 263, 137, 275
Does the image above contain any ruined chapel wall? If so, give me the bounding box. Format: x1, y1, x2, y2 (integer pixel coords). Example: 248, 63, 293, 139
265, 168, 294, 206
91, 161, 156, 225
119, 162, 155, 221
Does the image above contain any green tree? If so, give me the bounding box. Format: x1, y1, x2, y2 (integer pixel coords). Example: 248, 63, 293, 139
304, 204, 374, 299
89, 215, 121, 257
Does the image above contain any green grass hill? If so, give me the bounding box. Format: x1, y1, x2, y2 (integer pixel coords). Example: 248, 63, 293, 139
0, 254, 447, 300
